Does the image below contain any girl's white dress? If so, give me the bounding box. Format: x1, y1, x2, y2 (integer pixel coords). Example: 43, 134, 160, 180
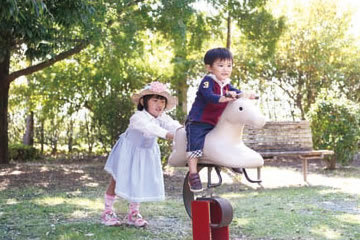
104, 110, 181, 202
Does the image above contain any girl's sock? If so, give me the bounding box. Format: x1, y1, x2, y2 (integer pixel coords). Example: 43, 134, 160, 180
104, 193, 116, 212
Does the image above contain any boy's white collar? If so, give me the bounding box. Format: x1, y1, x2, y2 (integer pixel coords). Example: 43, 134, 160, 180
208, 74, 230, 86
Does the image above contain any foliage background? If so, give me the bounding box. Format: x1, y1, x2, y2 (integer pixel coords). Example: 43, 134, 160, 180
3, 0, 360, 165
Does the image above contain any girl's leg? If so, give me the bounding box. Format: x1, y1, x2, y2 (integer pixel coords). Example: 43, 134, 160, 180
127, 202, 148, 227
104, 177, 116, 211
101, 177, 121, 226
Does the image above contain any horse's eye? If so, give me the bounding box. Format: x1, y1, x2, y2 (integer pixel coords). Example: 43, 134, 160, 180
239, 107, 243, 111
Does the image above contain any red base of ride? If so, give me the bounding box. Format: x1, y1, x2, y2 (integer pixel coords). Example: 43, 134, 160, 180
191, 199, 231, 240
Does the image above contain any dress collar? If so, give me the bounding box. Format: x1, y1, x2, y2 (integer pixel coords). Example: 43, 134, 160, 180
143, 110, 162, 119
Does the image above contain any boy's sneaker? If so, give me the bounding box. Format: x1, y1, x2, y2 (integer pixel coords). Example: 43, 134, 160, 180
188, 173, 203, 192
101, 210, 121, 226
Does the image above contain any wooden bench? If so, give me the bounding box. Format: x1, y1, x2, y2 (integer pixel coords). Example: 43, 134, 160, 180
243, 121, 334, 182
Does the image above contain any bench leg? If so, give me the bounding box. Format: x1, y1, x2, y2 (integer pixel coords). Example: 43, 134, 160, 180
257, 167, 261, 180
301, 157, 308, 182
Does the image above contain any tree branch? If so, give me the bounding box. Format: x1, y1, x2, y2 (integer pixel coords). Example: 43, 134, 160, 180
7, 0, 146, 83
8, 40, 90, 83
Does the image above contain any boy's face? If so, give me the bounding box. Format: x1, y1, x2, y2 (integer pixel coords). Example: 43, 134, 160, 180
147, 96, 166, 118
206, 58, 233, 83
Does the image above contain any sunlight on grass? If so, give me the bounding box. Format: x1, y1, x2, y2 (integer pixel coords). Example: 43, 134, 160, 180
318, 189, 342, 195
62, 167, 85, 174
309, 175, 360, 195
336, 213, 360, 224
66, 198, 103, 210
222, 191, 259, 199
84, 182, 99, 187
40, 166, 49, 172
6, 198, 18, 205
233, 217, 250, 226
70, 210, 89, 219
35, 197, 65, 206
242, 166, 360, 196
79, 174, 93, 180
7, 170, 23, 175
72, 169, 85, 174
34, 197, 103, 210
311, 225, 342, 239
244, 166, 305, 188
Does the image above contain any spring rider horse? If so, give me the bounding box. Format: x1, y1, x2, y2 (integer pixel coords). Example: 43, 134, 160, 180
168, 95, 266, 240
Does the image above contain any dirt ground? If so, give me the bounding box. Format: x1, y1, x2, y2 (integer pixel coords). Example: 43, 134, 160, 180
1, 156, 359, 195
0, 156, 186, 197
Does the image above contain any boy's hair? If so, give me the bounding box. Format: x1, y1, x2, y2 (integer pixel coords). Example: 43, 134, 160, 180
204, 48, 233, 66
137, 94, 168, 111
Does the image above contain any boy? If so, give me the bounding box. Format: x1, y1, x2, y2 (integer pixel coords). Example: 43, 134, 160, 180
186, 47, 254, 192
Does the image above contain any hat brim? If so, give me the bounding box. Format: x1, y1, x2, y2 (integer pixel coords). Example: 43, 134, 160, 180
131, 89, 177, 111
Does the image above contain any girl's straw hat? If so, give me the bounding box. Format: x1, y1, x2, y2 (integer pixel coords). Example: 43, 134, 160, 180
131, 82, 177, 110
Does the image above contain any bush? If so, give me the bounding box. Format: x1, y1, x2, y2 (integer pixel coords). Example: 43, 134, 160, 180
9, 144, 39, 162
309, 97, 360, 167
159, 138, 173, 168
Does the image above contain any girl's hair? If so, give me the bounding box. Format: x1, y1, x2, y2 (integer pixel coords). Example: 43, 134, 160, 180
204, 48, 233, 66
137, 94, 168, 111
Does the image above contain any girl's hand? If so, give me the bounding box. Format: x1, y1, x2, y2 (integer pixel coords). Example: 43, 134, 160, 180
166, 132, 174, 140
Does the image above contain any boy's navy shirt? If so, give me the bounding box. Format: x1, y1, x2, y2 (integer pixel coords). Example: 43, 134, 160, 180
187, 75, 241, 126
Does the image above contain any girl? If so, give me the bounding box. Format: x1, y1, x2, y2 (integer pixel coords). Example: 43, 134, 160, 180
101, 82, 181, 227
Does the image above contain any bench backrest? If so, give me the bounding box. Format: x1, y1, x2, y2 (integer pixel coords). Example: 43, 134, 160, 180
243, 121, 313, 152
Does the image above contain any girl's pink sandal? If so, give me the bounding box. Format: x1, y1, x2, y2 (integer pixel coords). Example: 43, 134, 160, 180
127, 210, 148, 227
101, 210, 122, 226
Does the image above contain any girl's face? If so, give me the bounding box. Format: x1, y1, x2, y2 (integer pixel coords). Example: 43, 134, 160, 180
147, 96, 167, 118
206, 58, 233, 83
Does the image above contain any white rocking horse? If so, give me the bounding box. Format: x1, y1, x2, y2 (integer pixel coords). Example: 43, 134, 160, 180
168, 95, 266, 217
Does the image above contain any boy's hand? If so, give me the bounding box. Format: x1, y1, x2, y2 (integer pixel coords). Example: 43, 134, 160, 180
242, 92, 258, 99
225, 91, 237, 98
219, 95, 235, 103
220, 91, 237, 102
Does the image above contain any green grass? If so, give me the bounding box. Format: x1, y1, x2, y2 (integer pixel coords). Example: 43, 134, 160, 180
226, 186, 360, 239
0, 187, 191, 240
1, 163, 359, 240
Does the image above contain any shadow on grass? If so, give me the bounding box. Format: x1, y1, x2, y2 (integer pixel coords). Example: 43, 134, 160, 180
0, 162, 110, 194
0, 186, 192, 240
1, 161, 359, 240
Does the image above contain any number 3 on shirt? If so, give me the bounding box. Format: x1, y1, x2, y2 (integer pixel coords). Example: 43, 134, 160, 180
203, 81, 209, 89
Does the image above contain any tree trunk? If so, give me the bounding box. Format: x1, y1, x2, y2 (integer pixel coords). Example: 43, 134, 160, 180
174, 73, 188, 123
40, 120, 44, 154
85, 116, 93, 154
23, 111, 34, 146
50, 138, 58, 155
0, 50, 10, 164
67, 119, 73, 153
226, 12, 231, 49
324, 155, 337, 170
